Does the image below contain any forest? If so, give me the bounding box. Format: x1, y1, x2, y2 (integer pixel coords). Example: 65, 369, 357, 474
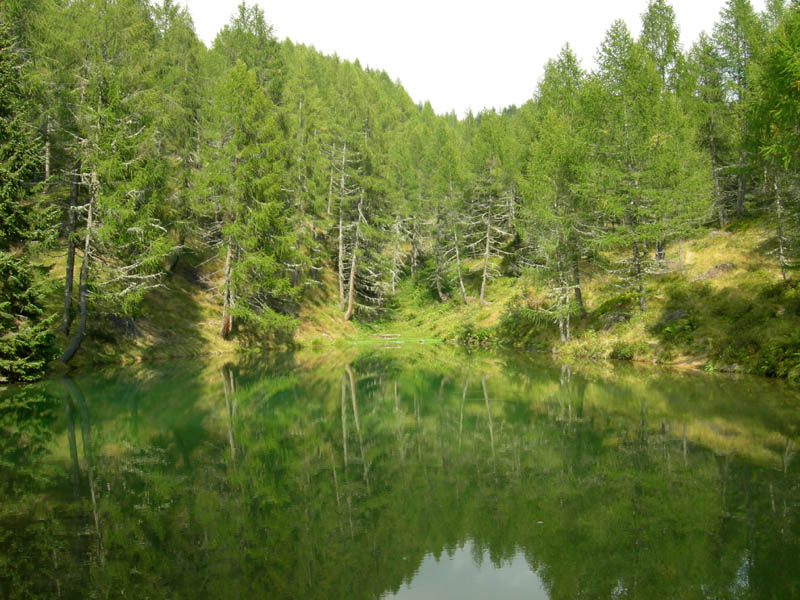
2, 0, 800, 383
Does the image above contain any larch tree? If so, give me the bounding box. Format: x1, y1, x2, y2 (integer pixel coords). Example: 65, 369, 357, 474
520, 45, 593, 339
713, 0, 764, 217
751, 3, 800, 279
59, 0, 175, 363
0, 18, 56, 381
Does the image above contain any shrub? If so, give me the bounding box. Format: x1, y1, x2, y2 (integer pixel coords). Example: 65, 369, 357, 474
458, 323, 496, 348
609, 341, 648, 361
496, 304, 553, 347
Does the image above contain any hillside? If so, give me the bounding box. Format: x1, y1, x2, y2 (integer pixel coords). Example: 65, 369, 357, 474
33, 216, 799, 383
364, 217, 800, 381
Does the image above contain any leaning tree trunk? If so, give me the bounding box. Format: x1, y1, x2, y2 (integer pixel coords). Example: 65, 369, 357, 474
344, 194, 363, 321
219, 241, 234, 339
60, 176, 95, 364
338, 206, 346, 311
453, 227, 467, 303
61, 169, 79, 335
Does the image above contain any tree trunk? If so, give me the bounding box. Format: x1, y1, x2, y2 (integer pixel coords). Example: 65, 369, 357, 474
572, 257, 584, 315
410, 215, 417, 278
709, 127, 724, 228
219, 242, 233, 338
343, 240, 358, 321
433, 244, 446, 303
479, 204, 492, 304
633, 241, 646, 310
338, 206, 346, 310
655, 238, 666, 262
44, 117, 51, 180
344, 193, 362, 321
565, 280, 571, 342
454, 227, 467, 303
60, 177, 94, 364
221, 366, 236, 460
60, 171, 78, 335
165, 232, 185, 273
775, 179, 787, 281
737, 150, 745, 217
327, 163, 334, 215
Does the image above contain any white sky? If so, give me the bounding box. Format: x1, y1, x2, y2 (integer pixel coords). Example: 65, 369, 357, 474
183, 0, 767, 117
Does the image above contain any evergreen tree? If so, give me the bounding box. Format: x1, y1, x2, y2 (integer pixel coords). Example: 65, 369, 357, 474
58, 0, 175, 363
198, 46, 298, 339
0, 19, 56, 382
751, 3, 800, 279
713, 0, 764, 217
520, 45, 593, 338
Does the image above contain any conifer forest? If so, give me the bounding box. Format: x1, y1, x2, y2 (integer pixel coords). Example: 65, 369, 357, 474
2, 0, 800, 382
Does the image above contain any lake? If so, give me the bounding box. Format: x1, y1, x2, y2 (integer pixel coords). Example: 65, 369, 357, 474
1, 345, 799, 599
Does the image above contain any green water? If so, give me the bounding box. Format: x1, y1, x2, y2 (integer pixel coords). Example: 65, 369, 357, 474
2, 346, 799, 599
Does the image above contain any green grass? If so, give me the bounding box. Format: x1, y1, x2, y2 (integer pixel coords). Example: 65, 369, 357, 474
33, 216, 800, 381
364, 218, 800, 381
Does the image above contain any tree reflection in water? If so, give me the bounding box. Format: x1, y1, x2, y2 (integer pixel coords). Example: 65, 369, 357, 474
1, 347, 799, 599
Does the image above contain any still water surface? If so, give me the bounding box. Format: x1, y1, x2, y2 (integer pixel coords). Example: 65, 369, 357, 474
1, 346, 799, 599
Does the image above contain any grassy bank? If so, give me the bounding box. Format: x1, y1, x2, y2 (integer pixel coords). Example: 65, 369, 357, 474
33, 217, 800, 382
365, 217, 800, 381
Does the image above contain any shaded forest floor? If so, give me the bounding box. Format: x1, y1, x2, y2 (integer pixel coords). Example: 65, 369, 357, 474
36, 216, 800, 381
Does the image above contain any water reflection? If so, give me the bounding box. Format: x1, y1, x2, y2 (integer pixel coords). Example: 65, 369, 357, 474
0, 347, 799, 599
383, 541, 548, 600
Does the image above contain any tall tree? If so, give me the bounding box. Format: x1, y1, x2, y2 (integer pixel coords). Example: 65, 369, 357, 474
713, 0, 764, 217
0, 18, 56, 381
751, 3, 800, 279
59, 0, 175, 363
520, 45, 593, 338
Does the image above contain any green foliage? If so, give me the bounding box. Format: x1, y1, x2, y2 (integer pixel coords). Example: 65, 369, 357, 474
609, 340, 647, 361
497, 303, 554, 348
457, 323, 496, 348
0, 18, 56, 382
3, 0, 800, 378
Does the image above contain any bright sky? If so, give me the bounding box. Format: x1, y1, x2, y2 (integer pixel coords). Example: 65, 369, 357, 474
183, 0, 767, 117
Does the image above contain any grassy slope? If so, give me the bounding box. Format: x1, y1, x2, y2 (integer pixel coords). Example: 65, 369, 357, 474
367, 218, 800, 380
36, 247, 359, 370
35, 217, 799, 380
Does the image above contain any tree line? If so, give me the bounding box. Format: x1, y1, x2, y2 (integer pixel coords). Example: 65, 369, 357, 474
1, 0, 799, 381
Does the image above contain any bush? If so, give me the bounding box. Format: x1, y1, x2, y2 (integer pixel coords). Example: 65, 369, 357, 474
757, 335, 800, 380
496, 304, 553, 348
609, 341, 647, 361
458, 323, 496, 348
